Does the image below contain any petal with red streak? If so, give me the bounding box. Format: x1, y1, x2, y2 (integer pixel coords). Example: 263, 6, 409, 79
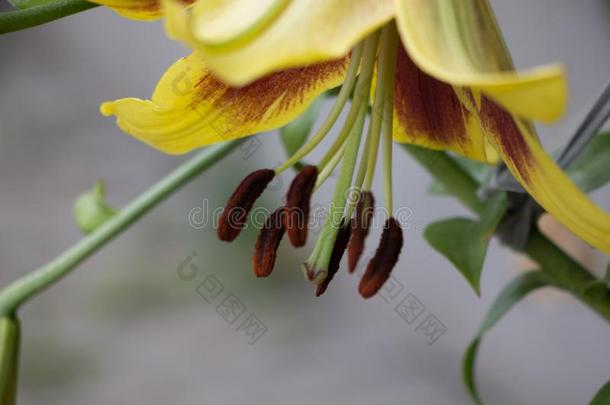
392, 45, 490, 162
100, 52, 349, 154
476, 95, 610, 253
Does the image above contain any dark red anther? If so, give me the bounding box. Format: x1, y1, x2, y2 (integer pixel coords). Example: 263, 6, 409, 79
285, 165, 318, 247
358, 217, 403, 299
347, 191, 375, 273
218, 169, 275, 242
316, 218, 352, 297
253, 207, 286, 277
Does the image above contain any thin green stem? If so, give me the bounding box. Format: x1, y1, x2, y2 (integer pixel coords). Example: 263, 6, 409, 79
0, 140, 242, 316
307, 105, 368, 280
315, 142, 345, 191
380, 26, 399, 214
0, 317, 19, 405
363, 26, 395, 192
303, 33, 379, 279
0, 1, 98, 35
401, 144, 610, 323
381, 107, 394, 213
316, 96, 364, 170
274, 42, 364, 174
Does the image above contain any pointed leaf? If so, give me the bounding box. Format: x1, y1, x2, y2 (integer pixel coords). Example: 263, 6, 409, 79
424, 193, 507, 294
427, 154, 492, 196
590, 380, 610, 405
568, 132, 610, 193
463, 271, 549, 404
73, 180, 117, 234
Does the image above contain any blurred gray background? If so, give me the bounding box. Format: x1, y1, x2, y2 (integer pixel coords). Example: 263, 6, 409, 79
1, 0, 609, 404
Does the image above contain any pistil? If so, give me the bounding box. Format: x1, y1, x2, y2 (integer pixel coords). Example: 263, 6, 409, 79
302, 32, 380, 283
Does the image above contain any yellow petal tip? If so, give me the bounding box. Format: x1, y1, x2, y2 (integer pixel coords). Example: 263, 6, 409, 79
100, 102, 116, 117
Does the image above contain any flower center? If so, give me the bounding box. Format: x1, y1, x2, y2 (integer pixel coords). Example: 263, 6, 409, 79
218, 23, 404, 298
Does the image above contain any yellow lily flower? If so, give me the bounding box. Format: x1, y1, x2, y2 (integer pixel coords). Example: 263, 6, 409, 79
101, 0, 610, 296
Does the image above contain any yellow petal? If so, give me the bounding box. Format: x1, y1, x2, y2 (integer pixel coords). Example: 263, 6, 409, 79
392, 46, 490, 162
166, 0, 394, 86
394, 0, 567, 123
189, 0, 292, 50
90, 0, 192, 20
100, 52, 349, 154
475, 94, 610, 253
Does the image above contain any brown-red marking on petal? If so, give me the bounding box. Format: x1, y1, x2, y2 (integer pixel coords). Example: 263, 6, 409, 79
316, 219, 353, 297
359, 217, 403, 299
394, 45, 470, 147
218, 169, 275, 242
477, 95, 534, 184
347, 191, 375, 273
253, 207, 286, 277
193, 57, 350, 125
285, 165, 318, 247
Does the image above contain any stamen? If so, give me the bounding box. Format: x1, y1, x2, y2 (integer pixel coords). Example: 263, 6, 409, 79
381, 25, 399, 214
303, 106, 367, 283
359, 217, 403, 298
363, 24, 399, 192
285, 165, 318, 247
316, 219, 352, 297
315, 143, 345, 190
218, 169, 275, 242
302, 32, 380, 284
253, 207, 286, 277
274, 42, 364, 174
347, 191, 375, 272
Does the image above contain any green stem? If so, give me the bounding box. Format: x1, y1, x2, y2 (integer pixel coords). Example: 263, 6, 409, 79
0, 0, 98, 35
401, 144, 610, 323
0, 317, 19, 405
0, 140, 242, 316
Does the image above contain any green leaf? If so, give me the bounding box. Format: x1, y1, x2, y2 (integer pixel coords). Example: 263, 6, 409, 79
590, 380, 610, 405
567, 132, 610, 193
73, 181, 117, 234
424, 193, 507, 294
280, 96, 323, 171
463, 272, 549, 404
582, 262, 610, 302
427, 154, 492, 195
9, 0, 55, 9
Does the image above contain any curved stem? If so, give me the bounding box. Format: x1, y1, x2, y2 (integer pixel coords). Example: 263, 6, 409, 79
0, 140, 242, 316
0, 0, 98, 35
402, 144, 610, 323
